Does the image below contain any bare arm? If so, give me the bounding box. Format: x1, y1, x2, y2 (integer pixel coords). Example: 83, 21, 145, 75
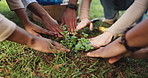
6, 0, 55, 36
106, 0, 148, 37
27, 2, 63, 37
76, 0, 92, 30
89, 0, 148, 48
60, 0, 78, 33
7, 26, 70, 53
87, 18, 148, 58
0, 14, 69, 53
14, 8, 55, 36
125, 18, 148, 47
80, 0, 92, 20
87, 18, 148, 64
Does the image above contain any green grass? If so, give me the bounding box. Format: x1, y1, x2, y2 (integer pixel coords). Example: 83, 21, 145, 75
0, 0, 148, 78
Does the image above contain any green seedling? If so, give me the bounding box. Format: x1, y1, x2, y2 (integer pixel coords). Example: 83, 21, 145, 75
60, 25, 94, 52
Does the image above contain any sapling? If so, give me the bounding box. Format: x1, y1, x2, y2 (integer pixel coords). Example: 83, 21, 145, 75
60, 25, 94, 52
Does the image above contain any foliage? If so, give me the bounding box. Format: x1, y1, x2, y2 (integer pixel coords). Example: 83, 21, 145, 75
60, 26, 94, 52
0, 0, 147, 78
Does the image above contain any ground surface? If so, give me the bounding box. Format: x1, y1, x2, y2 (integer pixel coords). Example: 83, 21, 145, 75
0, 0, 148, 78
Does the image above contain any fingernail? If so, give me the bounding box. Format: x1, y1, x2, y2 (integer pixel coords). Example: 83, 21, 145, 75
67, 49, 70, 52
108, 60, 115, 64
86, 52, 91, 56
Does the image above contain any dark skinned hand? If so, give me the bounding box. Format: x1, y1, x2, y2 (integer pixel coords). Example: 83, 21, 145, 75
60, 8, 77, 33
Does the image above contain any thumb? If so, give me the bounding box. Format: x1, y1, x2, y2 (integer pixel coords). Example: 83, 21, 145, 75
76, 22, 87, 30
89, 23, 93, 31
86, 48, 103, 57
108, 52, 132, 64
30, 31, 42, 37
108, 56, 122, 64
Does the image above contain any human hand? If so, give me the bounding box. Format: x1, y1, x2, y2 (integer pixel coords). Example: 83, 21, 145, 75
86, 37, 127, 63
42, 15, 64, 37
76, 18, 93, 31
89, 32, 114, 48
7, 26, 69, 53
60, 8, 77, 33
28, 36, 70, 53
24, 21, 56, 37
86, 37, 147, 64
108, 47, 148, 64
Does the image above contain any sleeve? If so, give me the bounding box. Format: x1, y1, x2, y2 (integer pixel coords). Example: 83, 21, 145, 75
106, 0, 148, 37
22, 0, 37, 9
0, 14, 16, 41
80, 0, 92, 20
6, 0, 24, 10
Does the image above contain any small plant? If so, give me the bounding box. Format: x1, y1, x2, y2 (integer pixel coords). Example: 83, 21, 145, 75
60, 25, 94, 52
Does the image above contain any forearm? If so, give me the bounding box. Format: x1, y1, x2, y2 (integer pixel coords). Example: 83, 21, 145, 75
7, 26, 33, 46
106, 0, 148, 37
68, 0, 78, 4
0, 14, 32, 46
27, 2, 48, 20
6, 0, 24, 11
14, 8, 30, 26
126, 18, 148, 47
80, 0, 92, 20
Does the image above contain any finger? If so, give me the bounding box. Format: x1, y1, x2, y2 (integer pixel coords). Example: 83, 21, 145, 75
57, 34, 63, 37
54, 46, 70, 52
46, 48, 69, 53
72, 18, 77, 33
30, 31, 42, 37
89, 41, 101, 48
38, 28, 56, 36
108, 51, 132, 64
71, 22, 74, 33
89, 23, 93, 31
90, 45, 100, 49
108, 56, 123, 64
56, 27, 64, 32
86, 48, 104, 57
67, 19, 73, 33
46, 27, 55, 32
49, 27, 58, 33
47, 40, 70, 52
52, 41, 67, 49
66, 21, 71, 33
55, 27, 64, 36
74, 19, 77, 33
60, 17, 65, 26
76, 22, 87, 30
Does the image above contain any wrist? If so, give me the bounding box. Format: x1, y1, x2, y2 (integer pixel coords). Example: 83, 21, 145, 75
105, 31, 114, 37
80, 17, 89, 21
22, 20, 32, 27
105, 30, 117, 38
119, 34, 142, 52
68, 0, 78, 4
67, 3, 78, 10
27, 35, 37, 47
23, 20, 35, 28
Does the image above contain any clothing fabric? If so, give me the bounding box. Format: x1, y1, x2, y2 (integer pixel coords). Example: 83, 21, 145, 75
80, 0, 148, 37
36, 0, 63, 5
6, 0, 24, 10
100, 0, 134, 19
21, 0, 37, 9
0, 14, 16, 41
0, 0, 23, 41
106, 0, 148, 37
